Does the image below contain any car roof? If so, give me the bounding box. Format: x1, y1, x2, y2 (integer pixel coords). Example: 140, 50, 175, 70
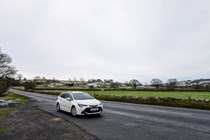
62, 91, 86, 94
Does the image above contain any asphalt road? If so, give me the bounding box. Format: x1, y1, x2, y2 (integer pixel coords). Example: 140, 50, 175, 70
10, 89, 210, 140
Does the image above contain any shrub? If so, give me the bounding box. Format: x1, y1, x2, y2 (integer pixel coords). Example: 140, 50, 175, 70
93, 94, 210, 110
23, 81, 36, 91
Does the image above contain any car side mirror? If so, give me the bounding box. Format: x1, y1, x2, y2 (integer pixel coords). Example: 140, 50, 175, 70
66, 98, 72, 101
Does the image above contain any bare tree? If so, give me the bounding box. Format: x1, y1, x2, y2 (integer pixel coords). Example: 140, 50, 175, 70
0, 48, 17, 94
17, 74, 23, 82
34, 76, 42, 85
167, 78, 177, 90
79, 77, 85, 82
150, 78, 162, 89
42, 77, 47, 82
130, 79, 141, 90
73, 77, 77, 82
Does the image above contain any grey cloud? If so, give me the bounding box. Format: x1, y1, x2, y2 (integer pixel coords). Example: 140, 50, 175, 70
0, 0, 210, 83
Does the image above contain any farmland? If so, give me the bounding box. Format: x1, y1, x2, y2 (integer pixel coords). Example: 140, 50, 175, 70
24, 88, 210, 100
12, 87, 210, 109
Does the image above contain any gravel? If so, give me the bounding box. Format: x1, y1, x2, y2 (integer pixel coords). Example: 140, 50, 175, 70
0, 101, 97, 140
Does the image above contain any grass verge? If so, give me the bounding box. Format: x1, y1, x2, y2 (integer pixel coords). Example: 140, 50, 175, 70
0, 92, 29, 116
0, 92, 29, 131
93, 94, 210, 110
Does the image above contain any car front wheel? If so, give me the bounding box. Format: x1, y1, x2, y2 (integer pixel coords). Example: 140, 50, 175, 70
71, 106, 77, 117
56, 103, 60, 112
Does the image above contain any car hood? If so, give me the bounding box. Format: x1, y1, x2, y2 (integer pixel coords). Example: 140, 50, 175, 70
75, 99, 101, 105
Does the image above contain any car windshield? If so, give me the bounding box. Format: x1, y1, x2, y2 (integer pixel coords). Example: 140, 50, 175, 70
72, 92, 94, 100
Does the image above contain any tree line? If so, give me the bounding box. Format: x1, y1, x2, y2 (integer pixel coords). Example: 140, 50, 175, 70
1, 47, 210, 94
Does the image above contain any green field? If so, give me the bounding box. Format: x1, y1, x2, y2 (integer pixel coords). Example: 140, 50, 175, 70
89, 91, 210, 100
32, 90, 210, 100
12, 87, 210, 109
13, 86, 210, 100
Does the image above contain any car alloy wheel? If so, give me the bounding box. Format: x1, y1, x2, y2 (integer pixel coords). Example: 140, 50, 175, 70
56, 103, 60, 112
71, 106, 77, 117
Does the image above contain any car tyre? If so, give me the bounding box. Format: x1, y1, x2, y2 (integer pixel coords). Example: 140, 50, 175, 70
71, 106, 77, 117
56, 103, 60, 112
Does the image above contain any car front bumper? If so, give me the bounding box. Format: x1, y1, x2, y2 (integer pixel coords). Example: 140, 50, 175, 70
81, 107, 103, 115
76, 105, 103, 115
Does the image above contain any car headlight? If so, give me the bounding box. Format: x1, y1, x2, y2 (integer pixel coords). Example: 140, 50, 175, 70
99, 103, 102, 106
78, 103, 88, 108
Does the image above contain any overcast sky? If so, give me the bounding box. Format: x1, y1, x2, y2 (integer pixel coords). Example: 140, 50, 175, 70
0, 0, 210, 83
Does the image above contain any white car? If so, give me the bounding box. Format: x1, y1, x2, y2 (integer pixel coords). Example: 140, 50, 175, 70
56, 91, 103, 116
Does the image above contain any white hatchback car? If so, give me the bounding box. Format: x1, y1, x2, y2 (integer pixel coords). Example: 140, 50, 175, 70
56, 91, 103, 116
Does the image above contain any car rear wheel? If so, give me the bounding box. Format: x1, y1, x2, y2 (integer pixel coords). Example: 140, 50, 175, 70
56, 103, 60, 112
71, 106, 77, 117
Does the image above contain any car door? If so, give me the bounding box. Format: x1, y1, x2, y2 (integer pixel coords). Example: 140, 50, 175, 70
59, 93, 67, 111
64, 93, 74, 112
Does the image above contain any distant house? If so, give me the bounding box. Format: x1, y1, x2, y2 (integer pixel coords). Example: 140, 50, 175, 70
118, 84, 132, 89
190, 79, 210, 86
87, 82, 103, 88
199, 81, 210, 86
176, 80, 191, 87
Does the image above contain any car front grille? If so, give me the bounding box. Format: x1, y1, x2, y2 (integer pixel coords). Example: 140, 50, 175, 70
82, 107, 102, 114
89, 105, 98, 108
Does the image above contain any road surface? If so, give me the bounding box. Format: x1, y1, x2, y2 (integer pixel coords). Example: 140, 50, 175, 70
10, 89, 210, 140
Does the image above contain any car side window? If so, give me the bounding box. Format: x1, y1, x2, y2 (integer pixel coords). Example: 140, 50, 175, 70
69, 94, 73, 100
65, 93, 70, 98
60, 93, 66, 99
66, 93, 73, 100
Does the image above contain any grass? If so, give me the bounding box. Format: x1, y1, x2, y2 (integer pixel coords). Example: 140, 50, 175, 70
0, 92, 29, 132
12, 87, 210, 110
88, 91, 210, 100
93, 94, 210, 110
30, 90, 210, 100
0, 92, 29, 116
0, 107, 13, 116
13, 86, 210, 100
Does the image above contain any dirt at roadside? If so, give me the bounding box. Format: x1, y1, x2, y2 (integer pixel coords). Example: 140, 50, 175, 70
0, 102, 97, 140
